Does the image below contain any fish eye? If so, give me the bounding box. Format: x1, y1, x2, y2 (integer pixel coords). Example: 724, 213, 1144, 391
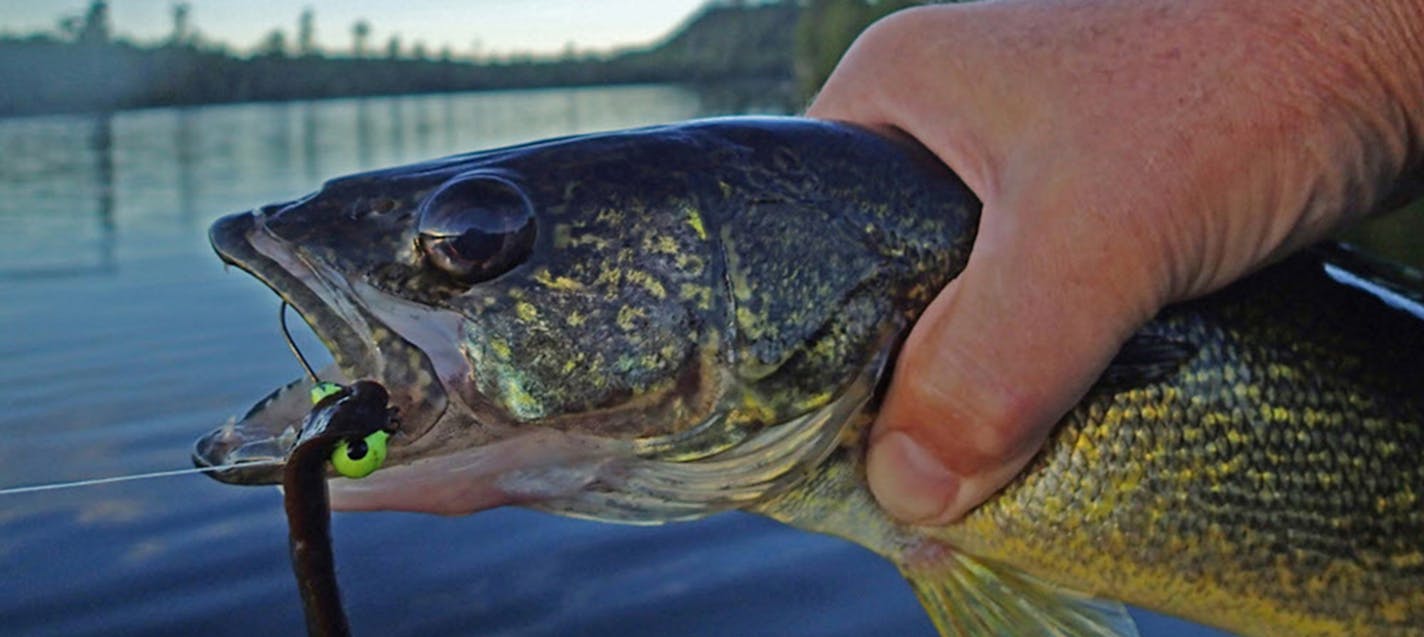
416, 174, 536, 284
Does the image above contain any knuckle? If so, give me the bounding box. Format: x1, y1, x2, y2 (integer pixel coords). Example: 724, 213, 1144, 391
964, 386, 1044, 461
887, 371, 1045, 474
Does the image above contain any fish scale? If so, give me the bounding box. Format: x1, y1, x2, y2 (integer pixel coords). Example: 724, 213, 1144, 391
763, 246, 1424, 636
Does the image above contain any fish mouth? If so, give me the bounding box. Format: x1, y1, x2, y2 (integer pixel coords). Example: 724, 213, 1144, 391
211, 211, 378, 384
193, 209, 448, 485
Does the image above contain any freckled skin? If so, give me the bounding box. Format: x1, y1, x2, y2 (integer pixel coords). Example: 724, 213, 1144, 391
452, 122, 971, 437
203, 118, 1423, 636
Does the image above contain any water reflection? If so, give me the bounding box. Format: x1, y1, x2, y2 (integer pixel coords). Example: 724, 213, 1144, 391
692, 79, 801, 116
413, 96, 434, 155
355, 97, 376, 169
266, 101, 295, 187
565, 87, 581, 131
302, 101, 320, 181
174, 108, 198, 231
0, 113, 117, 279
388, 97, 405, 160
91, 112, 116, 273
441, 94, 457, 153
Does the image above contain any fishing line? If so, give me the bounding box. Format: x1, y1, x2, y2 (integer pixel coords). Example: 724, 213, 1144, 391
281, 301, 320, 384
0, 303, 326, 497
2, 303, 327, 497
0, 460, 283, 496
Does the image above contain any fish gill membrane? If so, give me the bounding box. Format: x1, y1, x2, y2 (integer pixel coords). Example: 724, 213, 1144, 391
190, 117, 1424, 637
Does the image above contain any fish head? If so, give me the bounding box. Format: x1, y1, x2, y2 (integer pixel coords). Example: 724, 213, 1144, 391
193, 117, 976, 523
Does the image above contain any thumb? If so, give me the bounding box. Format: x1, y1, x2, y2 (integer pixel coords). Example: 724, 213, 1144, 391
866, 207, 1153, 525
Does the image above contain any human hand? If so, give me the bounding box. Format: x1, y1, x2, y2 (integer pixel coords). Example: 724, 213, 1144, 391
807, 0, 1424, 524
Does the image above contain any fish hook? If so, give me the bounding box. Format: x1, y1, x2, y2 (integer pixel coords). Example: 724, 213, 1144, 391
280, 301, 321, 384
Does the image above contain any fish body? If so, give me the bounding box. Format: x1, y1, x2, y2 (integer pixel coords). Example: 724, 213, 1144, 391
759, 243, 1424, 636
194, 117, 1424, 636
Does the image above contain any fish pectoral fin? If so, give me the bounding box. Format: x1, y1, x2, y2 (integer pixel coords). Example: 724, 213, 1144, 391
1094, 332, 1196, 392
901, 550, 1139, 637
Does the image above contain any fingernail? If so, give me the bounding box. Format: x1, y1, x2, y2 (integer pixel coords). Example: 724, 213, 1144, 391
866, 431, 958, 524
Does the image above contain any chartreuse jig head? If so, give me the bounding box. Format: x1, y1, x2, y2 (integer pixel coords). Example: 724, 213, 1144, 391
283, 301, 393, 481
307, 381, 390, 479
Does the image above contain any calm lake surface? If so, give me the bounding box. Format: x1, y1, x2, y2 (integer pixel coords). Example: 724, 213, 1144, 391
0, 84, 1230, 636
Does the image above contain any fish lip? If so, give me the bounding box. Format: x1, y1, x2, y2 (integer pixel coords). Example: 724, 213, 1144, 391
196, 210, 362, 485
197, 209, 443, 485
191, 425, 290, 483
208, 210, 377, 383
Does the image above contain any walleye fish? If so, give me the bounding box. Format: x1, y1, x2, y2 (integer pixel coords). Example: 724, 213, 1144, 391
194, 117, 1424, 636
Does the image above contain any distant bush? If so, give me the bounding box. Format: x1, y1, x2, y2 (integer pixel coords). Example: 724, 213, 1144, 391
793, 0, 940, 102
0, 3, 800, 117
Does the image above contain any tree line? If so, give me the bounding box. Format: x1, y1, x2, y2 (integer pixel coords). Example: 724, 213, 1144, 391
0, 0, 932, 118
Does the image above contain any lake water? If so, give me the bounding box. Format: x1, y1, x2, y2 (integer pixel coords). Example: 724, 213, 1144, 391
0, 84, 1228, 636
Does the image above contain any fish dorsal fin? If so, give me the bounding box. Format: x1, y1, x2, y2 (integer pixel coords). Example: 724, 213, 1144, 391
902, 550, 1139, 637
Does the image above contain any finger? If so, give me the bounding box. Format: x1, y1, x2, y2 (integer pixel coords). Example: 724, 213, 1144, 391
866, 206, 1151, 525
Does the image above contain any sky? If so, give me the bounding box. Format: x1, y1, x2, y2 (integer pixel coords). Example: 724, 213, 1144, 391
0, 0, 711, 56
